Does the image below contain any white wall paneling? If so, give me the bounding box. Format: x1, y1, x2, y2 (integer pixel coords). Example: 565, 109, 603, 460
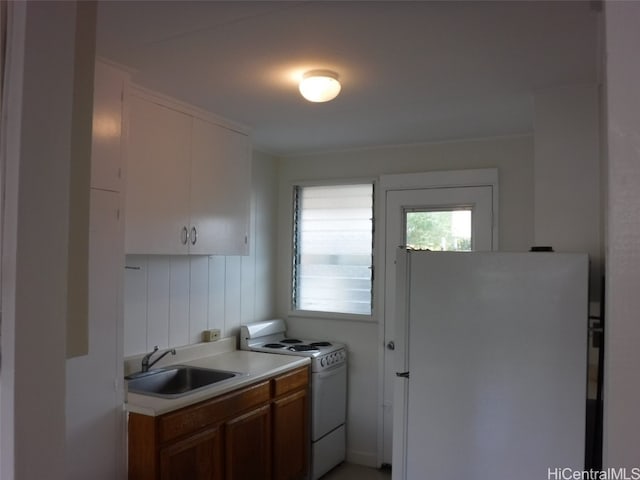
240, 256, 256, 324
189, 256, 209, 344
147, 257, 171, 349
208, 255, 227, 336
223, 256, 242, 339
169, 257, 190, 347
240, 186, 258, 324
124, 254, 248, 356
124, 256, 148, 355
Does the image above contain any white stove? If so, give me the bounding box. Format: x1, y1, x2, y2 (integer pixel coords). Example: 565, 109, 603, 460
240, 319, 347, 479
240, 318, 347, 372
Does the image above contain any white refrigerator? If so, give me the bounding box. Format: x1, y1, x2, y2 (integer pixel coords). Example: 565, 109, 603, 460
393, 250, 588, 480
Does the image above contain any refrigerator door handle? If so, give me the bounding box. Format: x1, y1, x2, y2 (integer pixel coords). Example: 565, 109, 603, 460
396, 371, 410, 379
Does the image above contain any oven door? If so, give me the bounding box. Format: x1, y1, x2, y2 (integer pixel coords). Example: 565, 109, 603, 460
312, 362, 347, 441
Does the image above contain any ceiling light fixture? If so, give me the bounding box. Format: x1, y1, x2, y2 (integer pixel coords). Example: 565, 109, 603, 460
299, 70, 341, 103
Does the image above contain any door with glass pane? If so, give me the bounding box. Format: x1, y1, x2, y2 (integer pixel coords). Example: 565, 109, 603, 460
382, 186, 494, 466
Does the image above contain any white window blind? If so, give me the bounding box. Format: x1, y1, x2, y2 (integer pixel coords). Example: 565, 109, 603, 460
293, 184, 373, 315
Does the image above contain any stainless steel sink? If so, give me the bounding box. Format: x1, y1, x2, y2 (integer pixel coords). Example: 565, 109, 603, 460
126, 365, 243, 398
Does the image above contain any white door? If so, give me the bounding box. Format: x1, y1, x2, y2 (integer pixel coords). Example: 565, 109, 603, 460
382, 185, 495, 466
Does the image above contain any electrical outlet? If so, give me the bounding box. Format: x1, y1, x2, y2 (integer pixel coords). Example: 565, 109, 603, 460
202, 329, 221, 342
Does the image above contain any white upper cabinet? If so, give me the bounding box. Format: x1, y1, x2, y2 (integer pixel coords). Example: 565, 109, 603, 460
124, 90, 251, 255
91, 61, 127, 192
126, 95, 192, 254
190, 118, 250, 256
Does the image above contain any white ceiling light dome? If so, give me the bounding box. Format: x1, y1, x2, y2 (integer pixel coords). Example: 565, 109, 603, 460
299, 70, 341, 103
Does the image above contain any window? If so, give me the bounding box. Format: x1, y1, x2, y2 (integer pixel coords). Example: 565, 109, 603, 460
293, 183, 373, 316
405, 208, 472, 251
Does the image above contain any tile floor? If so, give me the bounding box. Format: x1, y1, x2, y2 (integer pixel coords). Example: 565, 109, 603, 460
321, 462, 391, 479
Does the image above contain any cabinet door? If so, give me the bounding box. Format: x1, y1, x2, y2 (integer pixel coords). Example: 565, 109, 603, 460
125, 96, 191, 254
225, 404, 271, 480
190, 118, 251, 255
160, 427, 223, 480
272, 390, 309, 480
90, 61, 126, 192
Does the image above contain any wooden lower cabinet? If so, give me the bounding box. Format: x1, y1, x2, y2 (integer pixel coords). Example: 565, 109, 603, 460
159, 427, 223, 480
272, 389, 309, 480
128, 366, 310, 480
225, 404, 271, 479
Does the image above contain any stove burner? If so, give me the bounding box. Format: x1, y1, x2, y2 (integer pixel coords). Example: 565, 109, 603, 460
310, 341, 332, 347
280, 338, 303, 344
263, 343, 285, 349
288, 344, 319, 352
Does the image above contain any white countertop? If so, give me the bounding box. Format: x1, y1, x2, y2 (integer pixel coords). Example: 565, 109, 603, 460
125, 339, 310, 416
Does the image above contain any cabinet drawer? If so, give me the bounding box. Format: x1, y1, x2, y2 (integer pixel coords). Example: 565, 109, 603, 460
159, 381, 270, 443
272, 367, 309, 397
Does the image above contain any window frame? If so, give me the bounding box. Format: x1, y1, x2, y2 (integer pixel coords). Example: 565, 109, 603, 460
288, 178, 376, 321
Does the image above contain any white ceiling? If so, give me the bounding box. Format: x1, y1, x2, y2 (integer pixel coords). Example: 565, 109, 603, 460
96, 1, 598, 156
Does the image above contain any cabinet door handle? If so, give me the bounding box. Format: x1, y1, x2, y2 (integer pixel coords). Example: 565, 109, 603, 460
190, 226, 197, 245
181, 226, 189, 245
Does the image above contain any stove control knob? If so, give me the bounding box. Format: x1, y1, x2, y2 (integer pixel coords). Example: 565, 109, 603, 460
320, 358, 325, 367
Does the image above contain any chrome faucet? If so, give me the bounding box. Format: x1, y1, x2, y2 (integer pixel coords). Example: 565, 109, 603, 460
141, 346, 176, 372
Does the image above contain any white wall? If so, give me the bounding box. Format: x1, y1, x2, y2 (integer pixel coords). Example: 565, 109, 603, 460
1, 2, 79, 478
276, 135, 535, 466
603, 0, 640, 468
534, 85, 603, 300
123, 151, 278, 356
